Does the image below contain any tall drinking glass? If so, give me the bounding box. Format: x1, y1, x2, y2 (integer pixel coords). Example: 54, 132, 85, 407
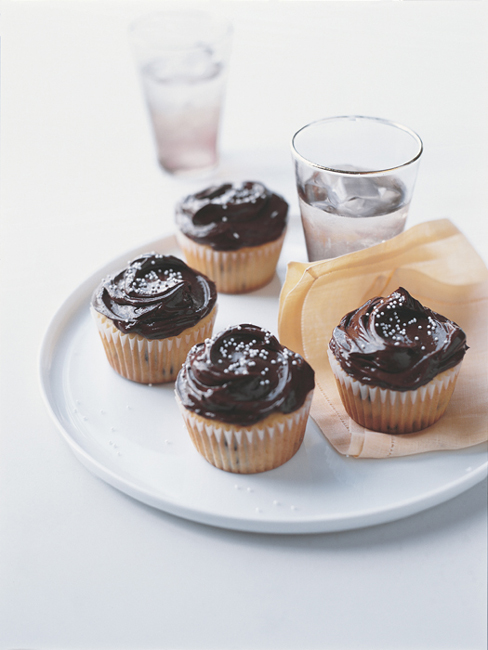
129, 11, 232, 176
291, 116, 423, 261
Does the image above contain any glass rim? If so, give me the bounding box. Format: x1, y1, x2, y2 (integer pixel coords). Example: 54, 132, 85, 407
291, 115, 423, 176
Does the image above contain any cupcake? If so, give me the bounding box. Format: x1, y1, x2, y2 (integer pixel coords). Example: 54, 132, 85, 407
175, 324, 315, 473
91, 253, 217, 384
328, 287, 468, 434
175, 181, 288, 294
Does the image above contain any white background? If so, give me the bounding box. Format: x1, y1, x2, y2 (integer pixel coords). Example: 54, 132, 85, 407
1, 1, 487, 649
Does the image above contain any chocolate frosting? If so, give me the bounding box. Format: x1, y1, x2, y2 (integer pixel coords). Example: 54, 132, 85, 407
176, 324, 315, 425
329, 287, 468, 390
91, 253, 217, 340
175, 181, 288, 251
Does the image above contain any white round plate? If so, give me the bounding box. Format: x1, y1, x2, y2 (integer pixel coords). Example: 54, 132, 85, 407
39, 233, 488, 534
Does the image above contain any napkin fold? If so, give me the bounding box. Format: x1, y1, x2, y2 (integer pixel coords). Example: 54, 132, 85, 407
278, 219, 488, 458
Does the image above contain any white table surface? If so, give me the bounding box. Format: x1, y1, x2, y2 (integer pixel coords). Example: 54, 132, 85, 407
1, 1, 487, 648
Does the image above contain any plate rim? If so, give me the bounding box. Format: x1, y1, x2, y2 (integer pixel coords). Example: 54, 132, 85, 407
38, 233, 488, 534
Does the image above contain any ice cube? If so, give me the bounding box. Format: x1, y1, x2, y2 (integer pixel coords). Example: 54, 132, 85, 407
303, 172, 406, 218
144, 46, 220, 84
303, 172, 330, 203
342, 196, 379, 218
377, 178, 404, 211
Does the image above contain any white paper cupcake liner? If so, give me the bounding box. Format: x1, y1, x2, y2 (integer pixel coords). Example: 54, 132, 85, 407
327, 348, 462, 434
176, 230, 286, 294
91, 306, 217, 384
176, 391, 313, 473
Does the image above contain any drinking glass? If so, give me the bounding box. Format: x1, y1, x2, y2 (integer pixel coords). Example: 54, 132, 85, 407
291, 116, 423, 260
129, 11, 232, 176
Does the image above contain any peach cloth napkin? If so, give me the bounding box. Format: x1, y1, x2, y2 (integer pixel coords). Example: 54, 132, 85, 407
278, 219, 488, 458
